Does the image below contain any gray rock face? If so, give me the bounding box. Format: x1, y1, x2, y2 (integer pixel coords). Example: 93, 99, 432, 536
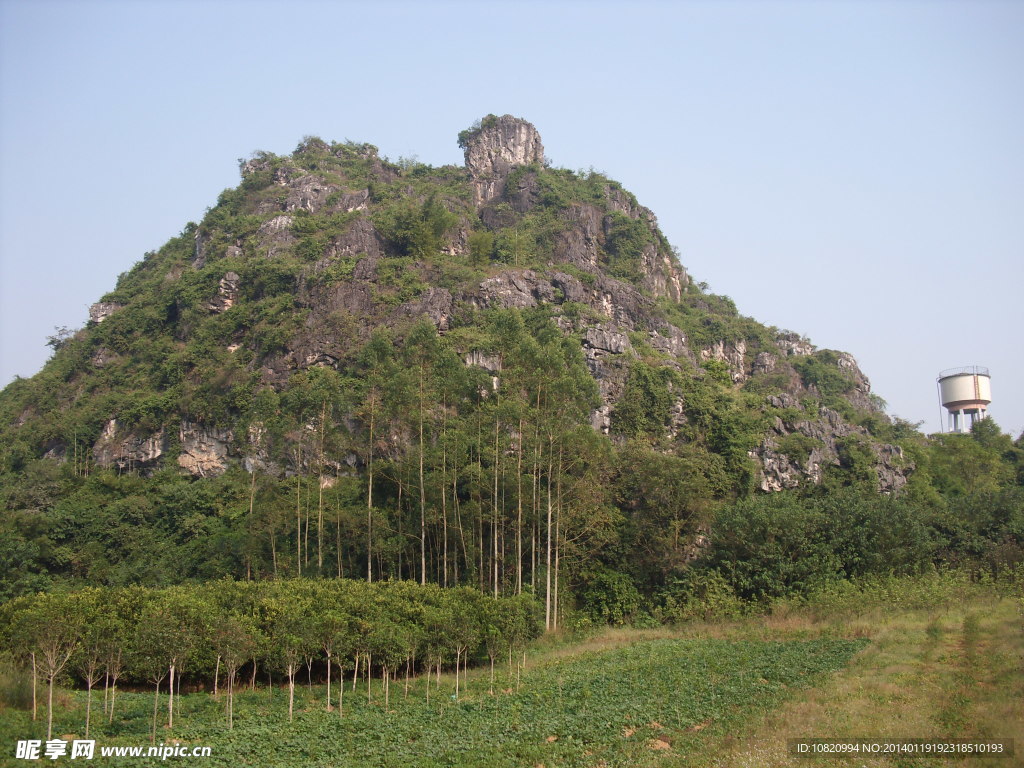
178, 421, 233, 477
463, 115, 545, 205
208, 272, 241, 313
753, 352, 777, 375
554, 205, 604, 270
464, 350, 502, 373
89, 302, 123, 324
754, 402, 910, 493
92, 419, 166, 472
584, 326, 631, 355
475, 270, 554, 309
389, 287, 454, 332
90, 347, 115, 368
700, 340, 748, 383
284, 175, 339, 214
328, 189, 370, 214
775, 332, 814, 357
257, 215, 296, 257
323, 217, 384, 264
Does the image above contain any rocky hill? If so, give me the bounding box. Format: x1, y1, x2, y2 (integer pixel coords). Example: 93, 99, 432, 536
0, 115, 913, 593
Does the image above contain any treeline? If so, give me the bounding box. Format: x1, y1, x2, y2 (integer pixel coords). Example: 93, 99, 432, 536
2, 303, 1023, 630
2, 310, 722, 630
0, 579, 541, 739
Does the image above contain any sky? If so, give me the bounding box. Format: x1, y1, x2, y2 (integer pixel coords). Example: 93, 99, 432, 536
1, 0, 1021, 437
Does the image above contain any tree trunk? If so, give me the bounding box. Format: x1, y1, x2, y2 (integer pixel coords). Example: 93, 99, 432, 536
325, 653, 332, 711
151, 679, 159, 744
84, 679, 92, 737
367, 402, 375, 583
296, 464, 302, 577
31, 652, 37, 722
287, 665, 296, 722
516, 419, 523, 594
108, 672, 119, 724
167, 664, 175, 729
545, 437, 554, 630
318, 400, 326, 574
338, 665, 344, 718
366, 653, 372, 705
419, 375, 427, 586
46, 674, 55, 740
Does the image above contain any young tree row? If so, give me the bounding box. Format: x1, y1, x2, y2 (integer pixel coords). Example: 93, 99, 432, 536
0, 579, 542, 738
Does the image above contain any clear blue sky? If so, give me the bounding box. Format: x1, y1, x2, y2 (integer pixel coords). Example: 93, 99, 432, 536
1, 0, 1021, 437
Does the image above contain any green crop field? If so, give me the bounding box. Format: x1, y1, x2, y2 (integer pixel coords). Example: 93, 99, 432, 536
3, 575, 1020, 768
1, 637, 864, 768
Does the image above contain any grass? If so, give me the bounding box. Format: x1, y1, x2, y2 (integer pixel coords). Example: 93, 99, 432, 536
1, 575, 1020, 767
689, 588, 1023, 768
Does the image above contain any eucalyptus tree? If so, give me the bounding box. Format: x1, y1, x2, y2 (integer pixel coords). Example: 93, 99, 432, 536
357, 330, 397, 582
160, 585, 214, 730
404, 320, 445, 585
314, 596, 356, 715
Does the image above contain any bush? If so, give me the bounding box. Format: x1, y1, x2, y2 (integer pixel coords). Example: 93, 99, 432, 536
0, 655, 33, 710
653, 570, 745, 624
577, 569, 641, 625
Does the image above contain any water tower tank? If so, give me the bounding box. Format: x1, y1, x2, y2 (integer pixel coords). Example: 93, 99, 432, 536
937, 366, 991, 433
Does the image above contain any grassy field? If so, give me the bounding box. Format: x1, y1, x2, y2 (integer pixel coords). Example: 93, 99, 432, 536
1, 575, 1021, 767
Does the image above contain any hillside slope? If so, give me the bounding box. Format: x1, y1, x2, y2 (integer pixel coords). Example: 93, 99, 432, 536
0, 115, 912, 596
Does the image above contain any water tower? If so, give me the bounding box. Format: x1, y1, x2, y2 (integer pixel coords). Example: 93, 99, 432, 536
937, 366, 991, 433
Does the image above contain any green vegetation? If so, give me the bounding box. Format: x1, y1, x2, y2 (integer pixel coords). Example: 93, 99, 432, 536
2, 573, 1018, 767
0, 122, 1022, 746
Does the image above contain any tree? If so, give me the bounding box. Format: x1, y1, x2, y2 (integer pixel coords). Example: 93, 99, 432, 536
19, 593, 82, 739
72, 589, 106, 738
265, 587, 313, 722
211, 615, 255, 729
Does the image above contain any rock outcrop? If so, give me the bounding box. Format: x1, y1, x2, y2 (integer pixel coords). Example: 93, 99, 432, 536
463, 115, 545, 205
92, 420, 166, 473
88, 302, 123, 324
177, 421, 233, 478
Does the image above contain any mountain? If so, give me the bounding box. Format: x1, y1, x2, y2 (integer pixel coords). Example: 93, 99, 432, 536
0, 114, 914, 596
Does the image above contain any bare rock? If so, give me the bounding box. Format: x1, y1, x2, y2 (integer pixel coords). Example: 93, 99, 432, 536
753, 352, 777, 375
328, 189, 370, 214
775, 332, 814, 357
89, 302, 124, 324
463, 115, 545, 205
325, 217, 384, 261
700, 340, 748, 382
284, 175, 340, 214
554, 205, 604, 269
584, 326, 631, 355
389, 287, 454, 331
257, 214, 296, 257
90, 347, 115, 368
648, 327, 689, 359
465, 350, 502, 373
208, 272, 241, 313
177, 421, 232, 477
92, 419, 166, 472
